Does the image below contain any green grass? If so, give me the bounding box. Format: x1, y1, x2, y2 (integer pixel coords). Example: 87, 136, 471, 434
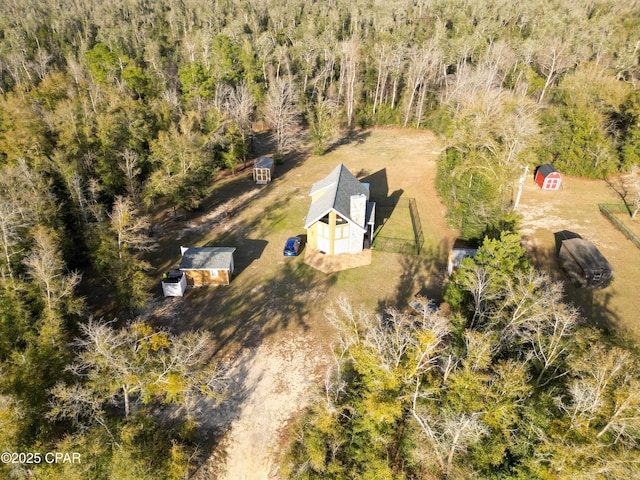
375, 205, 415, 241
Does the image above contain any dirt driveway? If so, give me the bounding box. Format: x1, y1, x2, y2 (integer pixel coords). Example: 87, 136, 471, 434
145, 128, 454, 478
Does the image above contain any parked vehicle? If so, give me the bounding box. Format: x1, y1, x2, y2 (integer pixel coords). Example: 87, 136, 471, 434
283, 236, 301, 256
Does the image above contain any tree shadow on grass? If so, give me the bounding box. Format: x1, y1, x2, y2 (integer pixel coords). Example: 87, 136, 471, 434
357, 168, 404, 228
149, 177, 331, 350
174, 257, 331, 356
376, 239, 451, 315
324, 129, 372, 155
201, 238, 268, 278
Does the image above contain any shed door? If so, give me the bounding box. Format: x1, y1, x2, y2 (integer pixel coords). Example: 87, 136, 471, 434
545, 178, 560, 190
254, 168, 270, 184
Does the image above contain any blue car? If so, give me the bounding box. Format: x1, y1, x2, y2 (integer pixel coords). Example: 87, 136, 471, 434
283, 236, 301, 256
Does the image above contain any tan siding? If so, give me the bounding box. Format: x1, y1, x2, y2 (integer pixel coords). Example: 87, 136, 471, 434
184, 269, 230, 286
307, 222, 318, 249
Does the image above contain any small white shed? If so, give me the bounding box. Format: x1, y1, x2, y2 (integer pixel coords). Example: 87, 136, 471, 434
162, 270, 187, 297
253, 156, 275, 184
447, 240, 478, 276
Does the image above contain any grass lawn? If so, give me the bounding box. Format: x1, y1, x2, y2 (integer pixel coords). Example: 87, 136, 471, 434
143, 128, 456, 355
141, 128, 640, 356
519, 176, 640, 338
375, 205, 414, 238
614, 210, 640, 238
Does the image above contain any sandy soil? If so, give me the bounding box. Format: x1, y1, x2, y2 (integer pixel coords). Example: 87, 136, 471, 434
190, 332, 329, 480
517, 175, 640, 336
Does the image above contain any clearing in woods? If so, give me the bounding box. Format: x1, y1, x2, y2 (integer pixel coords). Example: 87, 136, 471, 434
143, 129, 640, 479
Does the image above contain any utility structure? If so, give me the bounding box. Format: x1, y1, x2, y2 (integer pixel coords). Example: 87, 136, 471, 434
513, 165, 529, 211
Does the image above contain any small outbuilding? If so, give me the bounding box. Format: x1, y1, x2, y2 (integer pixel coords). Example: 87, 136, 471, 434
161, 270, 187, 297
179, 246, 236, 286
447, 239, 478, 276
253, 156, 275, 184
535, 164, 562, 190
555, 232, 613, 289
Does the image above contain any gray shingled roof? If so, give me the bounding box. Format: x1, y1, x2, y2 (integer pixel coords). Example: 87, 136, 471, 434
537, 164, 559, 178
304, 164, 369, 229
179, 247, 236, 270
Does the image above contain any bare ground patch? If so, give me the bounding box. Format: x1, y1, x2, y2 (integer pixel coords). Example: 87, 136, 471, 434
518, 176, 640, 336
191, 332, 330, 480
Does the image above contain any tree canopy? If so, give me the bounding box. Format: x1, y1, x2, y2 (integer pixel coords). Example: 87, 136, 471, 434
284, 234, 640, 479
0, 0, 639, 476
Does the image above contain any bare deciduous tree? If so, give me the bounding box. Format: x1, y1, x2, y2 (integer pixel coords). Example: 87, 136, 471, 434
262, 77, 301, 157
24, 226, 82, 328
338, 36, 360, 128
0, 160, 55, 278
534, 37, 578, 104
118, 148, 142, 205
606, 166, 640, 218
557, 346, 632, 433
221, 81, 255, 166
53, 319, 226, 420
109, 196, 155, 260
596, 377, 640, 446
403, 44, 442, 127
412, 388, 488, 480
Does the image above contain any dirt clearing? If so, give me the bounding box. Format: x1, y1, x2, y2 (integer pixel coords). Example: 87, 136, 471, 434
192, 331, 328, 479
518, 175, 640, 336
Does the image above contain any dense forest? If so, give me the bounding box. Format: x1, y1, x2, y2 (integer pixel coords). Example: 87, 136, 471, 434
0, 0, 639, 478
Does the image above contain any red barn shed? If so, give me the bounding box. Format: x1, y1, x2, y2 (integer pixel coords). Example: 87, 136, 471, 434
535, 164, 562, 190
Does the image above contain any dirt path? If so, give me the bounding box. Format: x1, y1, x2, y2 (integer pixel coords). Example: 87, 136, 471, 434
194, 332, 329, 480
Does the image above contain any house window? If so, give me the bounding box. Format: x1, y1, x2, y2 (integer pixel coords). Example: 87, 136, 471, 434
210, 269, 219, 277
320, 214, 330, 224
336, 225, 349, 238
336, 215, 348, 225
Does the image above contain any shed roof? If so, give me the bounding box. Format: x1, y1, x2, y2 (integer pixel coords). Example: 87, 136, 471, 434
537, 164, 559, 178
179, 247, 236, 270
304, 164, 370, 229
560, 238, 612, 272
254, 156, 274, 169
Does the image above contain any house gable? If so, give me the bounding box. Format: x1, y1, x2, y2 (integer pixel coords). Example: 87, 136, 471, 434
304, 164, 370, 230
